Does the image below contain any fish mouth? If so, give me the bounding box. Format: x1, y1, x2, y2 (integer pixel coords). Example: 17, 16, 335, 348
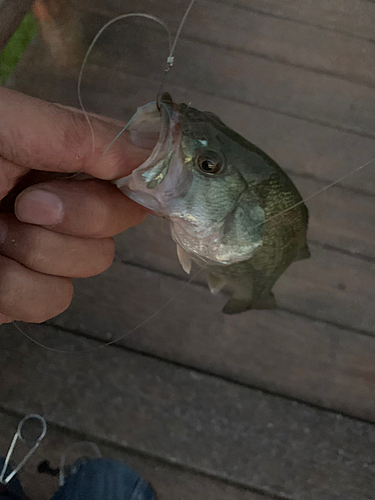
115, 93, 183, 215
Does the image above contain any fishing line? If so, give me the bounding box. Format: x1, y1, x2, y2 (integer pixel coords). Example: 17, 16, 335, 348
11, 0, 200, 354
11, 149, 375, 354
77, 13, 172, 157
250, 153, 375, 231
78, 0, 196, 158
11, 0, 375, 354
12, 265, 206, 354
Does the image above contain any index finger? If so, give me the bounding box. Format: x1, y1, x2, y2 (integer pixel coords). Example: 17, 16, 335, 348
0, 87, 151, 180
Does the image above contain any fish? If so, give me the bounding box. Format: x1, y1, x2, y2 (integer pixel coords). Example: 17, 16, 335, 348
116, 93, 310, 314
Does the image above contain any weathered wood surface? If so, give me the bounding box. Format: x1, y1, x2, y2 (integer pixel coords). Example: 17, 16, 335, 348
0, 0, 33, 51
0, 411, 267, 500
9, 39, 375, 195
79, 0, 375, 88
59, 17, 375, 139
6, 1, 375, 418
45, 257, 375, 421
8, 56, 375, 263
230, 0, 375, 41
73, 0, 375, 43
1, 327, 375, 500
3, 1, 375, 496
113, 218, 375, 335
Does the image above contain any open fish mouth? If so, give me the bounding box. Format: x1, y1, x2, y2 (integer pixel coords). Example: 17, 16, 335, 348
115, 93, 184, 216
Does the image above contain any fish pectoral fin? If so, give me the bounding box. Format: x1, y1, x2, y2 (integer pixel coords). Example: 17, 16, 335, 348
176, 244, 192, 274
207, 274, 227, 295
294, 244, 311, 262
222, 292, 276, 315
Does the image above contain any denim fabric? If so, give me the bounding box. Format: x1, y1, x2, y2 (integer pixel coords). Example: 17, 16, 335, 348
51, 458, 155, 500
0, 458, 28, 500
0, 457, 155, 500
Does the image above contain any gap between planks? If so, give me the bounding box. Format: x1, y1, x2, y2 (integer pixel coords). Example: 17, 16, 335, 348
76, 0, 375, 90
38, 257, 375, 421
0, 408, 278, 500
1, 326, 374, 500
32, 320, 375, 426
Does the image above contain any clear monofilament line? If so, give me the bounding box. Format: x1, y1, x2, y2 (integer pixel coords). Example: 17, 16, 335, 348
77, 13, 173, 156
12, 0, 375, 355
170, 0, 196, 58
100, 100, 173, 160
12, 152, 375, 354
249, 154, 375, 232
12, 264, 206, 354
11, 1, 199, 354
157, 0, 197, 105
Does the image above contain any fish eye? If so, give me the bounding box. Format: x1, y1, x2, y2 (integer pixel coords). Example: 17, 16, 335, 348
197, 150, 223, 175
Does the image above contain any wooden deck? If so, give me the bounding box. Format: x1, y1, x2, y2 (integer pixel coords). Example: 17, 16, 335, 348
1, 1, 375, 498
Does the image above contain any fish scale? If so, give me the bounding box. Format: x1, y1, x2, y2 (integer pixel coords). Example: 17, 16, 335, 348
116, 93, 309, 314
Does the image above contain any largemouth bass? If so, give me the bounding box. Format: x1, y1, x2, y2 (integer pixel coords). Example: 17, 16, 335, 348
116, 93, 310, 314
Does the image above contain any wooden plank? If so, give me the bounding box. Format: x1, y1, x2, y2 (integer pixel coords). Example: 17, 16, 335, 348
112, 217, 375, 336
75, 0, 375, 42
62, 14, 375, 139
8, 50, 375, 259
12, 15, 375, 138
0, 411, 266, 500
218, 0, 375, 41
9, 38, 375, 195
0, 0, 33, 51
1, 326, 374, 500
38, 257, 375, 420
77, 0, 375, 88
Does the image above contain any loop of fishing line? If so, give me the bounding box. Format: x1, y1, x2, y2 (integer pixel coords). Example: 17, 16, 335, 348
78, 0, 196, 157
10, 0, 375, 355
0, 414, 47, 485
12, 152, 375, 354
12, 263, 205, 355
11, 0, 198, 355
78, 12, 172, 157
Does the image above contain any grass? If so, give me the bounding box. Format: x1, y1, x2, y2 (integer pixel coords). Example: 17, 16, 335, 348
0, 12, 38, 86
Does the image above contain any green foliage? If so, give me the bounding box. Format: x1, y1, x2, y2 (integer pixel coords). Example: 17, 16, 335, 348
0, 12, 37, 85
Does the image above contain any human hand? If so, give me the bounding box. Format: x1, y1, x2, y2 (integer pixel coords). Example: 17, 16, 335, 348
0, 87, 151, 325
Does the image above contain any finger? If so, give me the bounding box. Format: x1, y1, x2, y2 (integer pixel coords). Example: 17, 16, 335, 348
0, 255, 73, 323
0, 215, 115, 278
0, 157, 28, 200
0, 313, 13, 325
15, 178, 146, 237
0, 87, 152, 180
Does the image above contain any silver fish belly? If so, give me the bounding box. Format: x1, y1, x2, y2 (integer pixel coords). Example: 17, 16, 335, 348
116, 93, 309, 314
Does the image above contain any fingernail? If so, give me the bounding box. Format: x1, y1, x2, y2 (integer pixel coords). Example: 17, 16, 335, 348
0, 219, 7, 244
16, 189, 63, 226
129, 130, 158, 150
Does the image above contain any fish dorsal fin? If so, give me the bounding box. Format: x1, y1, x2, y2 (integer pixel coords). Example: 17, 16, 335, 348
176, 244, 192, 274
208, 274, 227, 295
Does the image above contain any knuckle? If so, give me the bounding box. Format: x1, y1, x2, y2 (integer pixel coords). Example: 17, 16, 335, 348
37, 279, 74, 323
21, 228, 45, 270
87, 193, 113, 237
0, 256, 73, 323
79, 238, 115, 278
23, 278, 74, 324
98, 237, 115, 272
62, 111, 93, 166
